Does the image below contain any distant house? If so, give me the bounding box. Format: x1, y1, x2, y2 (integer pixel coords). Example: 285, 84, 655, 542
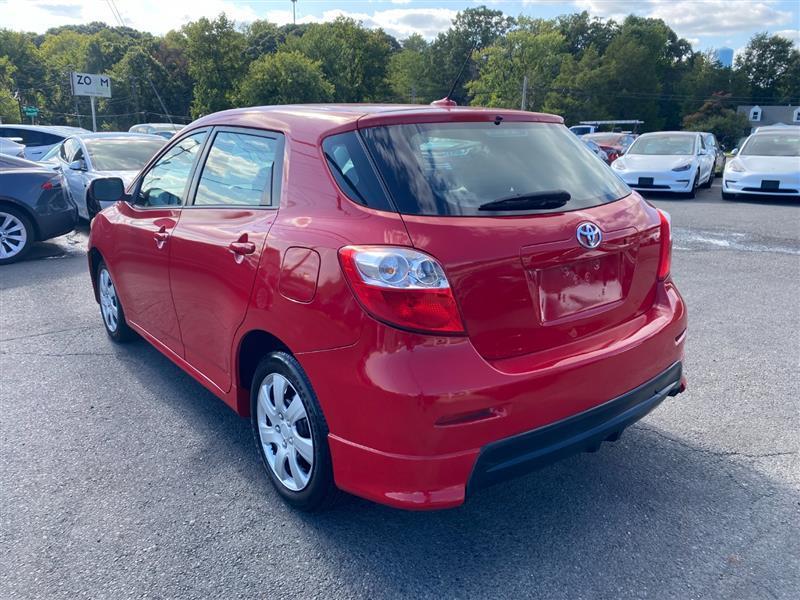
737, 105, 800, 133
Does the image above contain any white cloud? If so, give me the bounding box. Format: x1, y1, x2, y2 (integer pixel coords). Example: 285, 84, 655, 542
773, 28, 800, 45
572, 0, 794, 43
2, 0, 457, 40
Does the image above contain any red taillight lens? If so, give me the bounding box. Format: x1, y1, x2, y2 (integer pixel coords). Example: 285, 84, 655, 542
41, 180, 55, 190
657, 209, 672, 280
339, 246, 465, 334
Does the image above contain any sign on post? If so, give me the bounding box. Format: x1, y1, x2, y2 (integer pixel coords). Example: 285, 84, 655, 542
70, 72, 112, 98
70, 72, 111, 132
22, 106, 39, 124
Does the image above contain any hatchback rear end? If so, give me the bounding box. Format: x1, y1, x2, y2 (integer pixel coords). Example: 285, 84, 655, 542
300, 108, 687, 509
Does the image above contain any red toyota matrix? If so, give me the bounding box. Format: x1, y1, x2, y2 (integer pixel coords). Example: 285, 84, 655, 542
87, 105, 687, 511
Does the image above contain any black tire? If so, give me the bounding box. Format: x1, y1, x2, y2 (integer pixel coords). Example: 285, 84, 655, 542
722, 191, 737, 201
702, 170, 713, 188
686, 172, 699, 199
0, 206, 34, 265
95, 260, 135, 342
250, 352, 340, 511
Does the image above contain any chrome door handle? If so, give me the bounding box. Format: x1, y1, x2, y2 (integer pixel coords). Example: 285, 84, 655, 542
154, 227, 169, 249
228, 241, 256, 255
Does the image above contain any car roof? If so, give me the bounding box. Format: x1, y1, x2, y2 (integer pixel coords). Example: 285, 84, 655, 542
71, 132, 166, 142
188, 104, 563, 144
0, 124, 91, 136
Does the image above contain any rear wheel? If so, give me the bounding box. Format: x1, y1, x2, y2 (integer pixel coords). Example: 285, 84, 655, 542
0, 207, 34, 265
96, 261, 135, 342
251, 352, 340, 511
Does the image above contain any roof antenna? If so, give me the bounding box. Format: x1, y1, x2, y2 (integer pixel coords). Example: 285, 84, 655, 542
431, 39, 479, 108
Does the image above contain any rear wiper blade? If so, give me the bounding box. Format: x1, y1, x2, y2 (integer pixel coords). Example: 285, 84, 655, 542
478, 190, 571, 211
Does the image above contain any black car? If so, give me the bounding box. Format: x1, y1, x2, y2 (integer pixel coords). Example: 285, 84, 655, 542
0, 154, 77, 264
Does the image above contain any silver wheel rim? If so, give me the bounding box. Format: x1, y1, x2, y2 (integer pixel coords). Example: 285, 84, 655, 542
256, 373, 314, 492
0, 212, 28, 259
98, 268, 120, 332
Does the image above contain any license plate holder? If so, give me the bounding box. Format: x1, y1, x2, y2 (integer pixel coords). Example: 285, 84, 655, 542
761, 180, 780, 190
638, 177, 654, 186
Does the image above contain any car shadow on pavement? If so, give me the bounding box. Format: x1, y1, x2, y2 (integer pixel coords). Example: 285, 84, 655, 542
113, 339, 799, 599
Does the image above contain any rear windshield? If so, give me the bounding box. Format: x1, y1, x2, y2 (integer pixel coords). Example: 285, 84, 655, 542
358, 122, 630, 216
628, 135, 696, 156
740, 134, 800, 157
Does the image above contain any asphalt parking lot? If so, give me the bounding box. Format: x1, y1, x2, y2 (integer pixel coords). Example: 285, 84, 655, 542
1, 183, 798, 599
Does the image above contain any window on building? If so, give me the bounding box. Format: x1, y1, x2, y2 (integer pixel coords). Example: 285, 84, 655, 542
749, 106, 762, 122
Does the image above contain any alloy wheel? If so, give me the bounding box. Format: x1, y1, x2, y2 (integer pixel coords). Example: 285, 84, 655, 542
0, 211, 28, 260
256, 373, 314, 491
98, 268, 120, 332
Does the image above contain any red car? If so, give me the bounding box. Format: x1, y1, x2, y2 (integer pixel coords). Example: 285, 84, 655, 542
583, 132, 637, 163
87, 105, 687, 511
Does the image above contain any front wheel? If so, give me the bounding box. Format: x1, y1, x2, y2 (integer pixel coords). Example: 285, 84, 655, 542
0, 207, 34, 265
251, 352, 340, 511
96, 261, 135, 342
686, 172, 699, 199
702, 170, 713, 188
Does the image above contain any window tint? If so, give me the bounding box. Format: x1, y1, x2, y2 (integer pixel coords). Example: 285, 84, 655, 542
321, 132, 392, 210
193, 131, 277, 207
137, 131, 206, 207
740, 134, 800, 157
628, 135, 696, 156
360, 122, 630, 216
85, 137, 164, 171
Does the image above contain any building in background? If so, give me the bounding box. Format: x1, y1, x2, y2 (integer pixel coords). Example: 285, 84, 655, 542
737, 105, 800, 133
713, 47, 734, 68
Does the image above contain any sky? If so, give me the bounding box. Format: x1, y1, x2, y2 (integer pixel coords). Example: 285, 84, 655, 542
0, 0, 798, 54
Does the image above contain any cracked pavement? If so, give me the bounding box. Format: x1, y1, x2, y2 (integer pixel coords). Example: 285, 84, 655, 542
1, 187, 799, 599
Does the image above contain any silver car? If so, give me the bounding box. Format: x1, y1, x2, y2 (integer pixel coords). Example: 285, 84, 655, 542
50, 133, 166, 219
0, 124, 90, 160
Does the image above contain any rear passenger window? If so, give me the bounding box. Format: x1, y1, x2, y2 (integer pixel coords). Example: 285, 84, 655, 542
321, 132, 393, 211
193, 131, 277, 207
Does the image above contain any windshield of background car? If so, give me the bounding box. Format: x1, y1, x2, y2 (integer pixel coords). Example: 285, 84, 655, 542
740, 134, 800, 157
85, 138, 165, 171
583, 133, 625, 146
628, 135, 696, 156
358, 121, 630, 216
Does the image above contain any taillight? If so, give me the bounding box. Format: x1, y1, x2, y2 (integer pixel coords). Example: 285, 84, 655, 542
41, 180, 55, 191
339, 246, 465, 335
41, 176, 61, 191
657, 209, 672, 280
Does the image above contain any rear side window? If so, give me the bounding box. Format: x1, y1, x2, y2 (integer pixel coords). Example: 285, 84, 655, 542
321, 132, 393, 211
193, 131, 277, 207
359, 122, 630, 216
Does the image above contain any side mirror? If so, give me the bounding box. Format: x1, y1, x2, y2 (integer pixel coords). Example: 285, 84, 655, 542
731, 148, 738, 155
87, 177, 125, 216
68, 159, 86, 171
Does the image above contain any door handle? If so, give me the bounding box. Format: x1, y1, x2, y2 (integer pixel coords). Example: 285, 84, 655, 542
154, 226, 169, 249
229, 241, 256, 255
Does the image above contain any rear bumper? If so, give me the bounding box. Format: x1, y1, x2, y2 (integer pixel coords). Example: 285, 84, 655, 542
298, 282, 687, 510
467, 361, 683, 493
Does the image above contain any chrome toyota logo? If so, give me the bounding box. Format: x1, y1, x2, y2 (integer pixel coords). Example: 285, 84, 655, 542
576, 222, 602, 249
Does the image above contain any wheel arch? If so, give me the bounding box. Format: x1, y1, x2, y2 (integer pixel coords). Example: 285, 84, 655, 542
236, 329, 293, 416
0, 197, 41, 241
87, 247, 104, 303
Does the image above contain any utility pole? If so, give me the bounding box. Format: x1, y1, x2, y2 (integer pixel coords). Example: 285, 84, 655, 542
521, 75, 528, 111
291, 0, 297, 25
90, 96, 97, 131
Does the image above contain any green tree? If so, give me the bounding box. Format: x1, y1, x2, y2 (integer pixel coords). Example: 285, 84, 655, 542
555, 11, 618, 56
541, 46, 610, 123
388, 34, 429, 102
682, 93, 750, 148
284, 17, 392, 102
244, 20, 283, 60
181, 14, 247, 117
235, 50, 334, 106
736, 32, 800, 102
0, 57, 20, 123
468, 27, 567, 111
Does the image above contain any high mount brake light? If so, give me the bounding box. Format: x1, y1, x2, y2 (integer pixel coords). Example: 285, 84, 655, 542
339, 246, 465, 335
657, 209, 672, 281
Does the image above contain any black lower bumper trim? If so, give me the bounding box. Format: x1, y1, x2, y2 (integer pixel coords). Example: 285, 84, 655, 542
467, 361, 683, 493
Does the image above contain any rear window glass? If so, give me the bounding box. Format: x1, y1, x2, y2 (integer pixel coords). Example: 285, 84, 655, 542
321, 132, 392, 211
85, 137, 165, 171
740, 134, 800, 157
359, 122, 630, 216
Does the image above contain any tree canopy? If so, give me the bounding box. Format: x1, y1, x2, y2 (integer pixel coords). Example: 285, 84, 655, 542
0, 6, 796, 141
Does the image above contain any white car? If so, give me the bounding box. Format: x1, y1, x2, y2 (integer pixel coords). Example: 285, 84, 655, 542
51, 132, 166, 219
129, 122, 183, 140
722, 130, 800, 200
0, 124, 90, 160
611, 131, 715, 198
0, 136, 25, 158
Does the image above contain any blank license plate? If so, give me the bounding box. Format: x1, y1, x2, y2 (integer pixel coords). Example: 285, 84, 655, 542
638, 177, 654, 186
761, 180, 780, 190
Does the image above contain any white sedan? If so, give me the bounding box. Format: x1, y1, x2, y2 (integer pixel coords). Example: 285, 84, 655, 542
611, 132, 715, 198
722, 130, 800, 200
47, 133, 165, 219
